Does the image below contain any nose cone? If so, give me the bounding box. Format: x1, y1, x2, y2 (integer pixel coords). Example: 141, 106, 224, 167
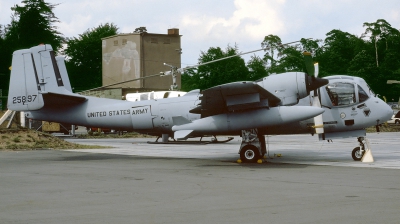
382, 103, 393, 123
306, 76, 329, 93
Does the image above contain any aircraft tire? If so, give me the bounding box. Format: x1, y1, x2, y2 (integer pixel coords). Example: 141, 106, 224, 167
395, 120, 399, 124
351, 147, 364, 161
240, 145, 260, 163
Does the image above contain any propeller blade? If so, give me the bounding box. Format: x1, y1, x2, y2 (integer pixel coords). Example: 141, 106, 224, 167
304, 52, 325, 134
312, 95, 324, 134
303, 52, 314, 77
314, 62, 319, 77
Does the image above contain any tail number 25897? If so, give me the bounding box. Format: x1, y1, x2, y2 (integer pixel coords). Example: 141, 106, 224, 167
12, 95, 37, 104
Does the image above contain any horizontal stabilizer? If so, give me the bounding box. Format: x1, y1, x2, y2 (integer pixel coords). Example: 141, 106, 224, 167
42, 92, 87, 109
172, 116, 192, 126
174, 130, 193, 140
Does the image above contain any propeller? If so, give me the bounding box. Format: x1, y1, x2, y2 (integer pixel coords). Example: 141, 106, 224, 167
303, 52, 327, 135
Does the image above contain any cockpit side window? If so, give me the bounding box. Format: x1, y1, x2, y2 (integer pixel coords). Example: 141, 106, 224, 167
358, 85, 369, 102
359, 79, 375, 96
325, 82, 356, 106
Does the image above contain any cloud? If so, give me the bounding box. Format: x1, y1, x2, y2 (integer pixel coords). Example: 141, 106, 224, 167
181, 0, 286, 42
58, 15, 92, 37
2, 0, 400, 65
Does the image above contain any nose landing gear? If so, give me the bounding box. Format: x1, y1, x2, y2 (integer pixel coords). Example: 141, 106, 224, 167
352, 137, 367, 161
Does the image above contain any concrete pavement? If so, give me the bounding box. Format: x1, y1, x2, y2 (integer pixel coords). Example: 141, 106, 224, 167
0, 132, 399, 223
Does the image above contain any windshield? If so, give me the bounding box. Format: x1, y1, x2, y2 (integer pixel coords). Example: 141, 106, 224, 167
326, 82, 356, 106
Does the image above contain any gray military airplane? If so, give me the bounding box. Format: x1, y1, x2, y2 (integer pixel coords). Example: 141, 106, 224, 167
7, 44, 392, 163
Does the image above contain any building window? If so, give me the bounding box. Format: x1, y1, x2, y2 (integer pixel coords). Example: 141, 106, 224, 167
164, 38, 170, 44
113, 40, 118, 46
122, 39, 127, 45
151, 38, 158, 43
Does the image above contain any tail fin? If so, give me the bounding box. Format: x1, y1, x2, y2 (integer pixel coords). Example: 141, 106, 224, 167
7, 44, 83, 111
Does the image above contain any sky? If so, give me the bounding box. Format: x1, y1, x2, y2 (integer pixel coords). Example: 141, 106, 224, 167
1, 0, 400, 67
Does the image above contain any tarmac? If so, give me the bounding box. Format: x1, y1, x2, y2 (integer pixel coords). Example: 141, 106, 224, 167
0, 132, 399, 223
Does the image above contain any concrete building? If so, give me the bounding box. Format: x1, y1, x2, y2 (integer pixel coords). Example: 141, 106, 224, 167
101, 28, 182, 96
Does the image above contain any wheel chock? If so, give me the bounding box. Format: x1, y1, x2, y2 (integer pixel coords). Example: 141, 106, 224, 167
361, 149, 374, 163
257, 159, 263, 164
274, 153, 282, 157
236, 159, 242, 163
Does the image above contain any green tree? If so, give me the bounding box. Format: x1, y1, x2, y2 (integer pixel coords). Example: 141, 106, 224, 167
347, 50, 376, 79
300, 38, 321, 54
363, 19, 399, 67
181, 45, 249, 91
318, 29, 365, 75
6, 0, 64, 51
356, 20, 400, 98
0, 26, 6, 110
0, 0, 63, 109
252, 22, 400, 100
134, 27, 147, 33
181, 68, 200, 92
63, 23, 118, 92
273, 46, 304, 74
261, 34, 282, 70
247, 55, 267, 81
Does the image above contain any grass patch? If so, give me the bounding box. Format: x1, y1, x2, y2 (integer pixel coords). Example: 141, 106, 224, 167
366, 124, 400, 133
0, 128, 109, 151
12, 137, 21, 143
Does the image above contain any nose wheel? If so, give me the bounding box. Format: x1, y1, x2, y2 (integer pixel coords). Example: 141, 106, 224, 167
352, 137, 366, 161
351, 146, 364, 161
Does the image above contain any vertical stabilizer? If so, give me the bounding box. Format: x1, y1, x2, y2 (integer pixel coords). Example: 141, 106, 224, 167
7, 48, 44, 111
8, 44, 74, 111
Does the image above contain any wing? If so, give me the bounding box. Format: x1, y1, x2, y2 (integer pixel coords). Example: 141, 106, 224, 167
190, 81, 281, 118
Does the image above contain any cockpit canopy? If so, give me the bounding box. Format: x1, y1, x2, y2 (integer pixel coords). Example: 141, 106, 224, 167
323, 76, 372, 107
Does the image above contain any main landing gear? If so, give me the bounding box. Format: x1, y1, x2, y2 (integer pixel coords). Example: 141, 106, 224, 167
351, 137, 367, 161
238, 129, 266, 163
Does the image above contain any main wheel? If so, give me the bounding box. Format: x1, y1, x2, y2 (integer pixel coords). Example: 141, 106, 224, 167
395, 120, 399, 124
240, 145, 260, 163
351, 147, 364, 161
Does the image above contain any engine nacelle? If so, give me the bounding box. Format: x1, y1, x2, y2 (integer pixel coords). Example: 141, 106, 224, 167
258, 72, 328, 106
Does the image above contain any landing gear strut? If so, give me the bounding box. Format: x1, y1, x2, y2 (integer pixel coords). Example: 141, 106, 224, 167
352, 137, 366, 161
239, 129, 266, 163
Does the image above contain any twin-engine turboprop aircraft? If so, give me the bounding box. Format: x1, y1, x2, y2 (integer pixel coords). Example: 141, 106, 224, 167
7, 44, 392, 163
